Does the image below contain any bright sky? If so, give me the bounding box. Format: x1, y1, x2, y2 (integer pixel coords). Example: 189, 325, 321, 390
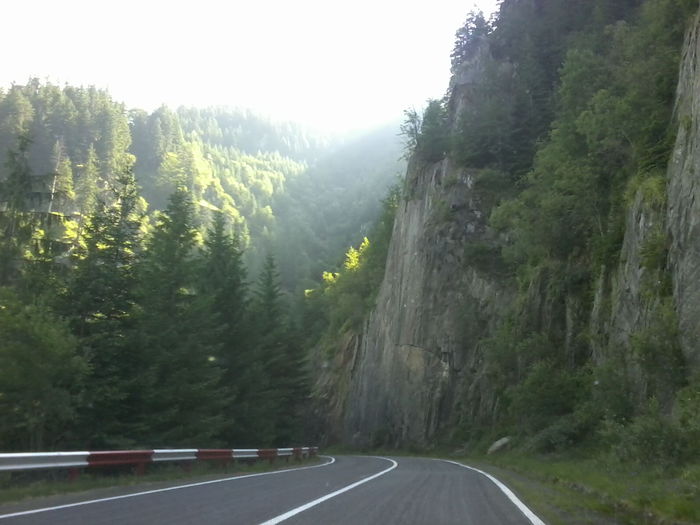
1, 0, 500, 133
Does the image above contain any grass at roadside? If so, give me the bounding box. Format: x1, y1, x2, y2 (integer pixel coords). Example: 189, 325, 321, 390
0, 457, 321, 507
450, 453, 700, 525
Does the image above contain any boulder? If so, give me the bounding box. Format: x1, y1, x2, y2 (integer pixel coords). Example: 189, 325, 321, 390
487, 436, 511, 455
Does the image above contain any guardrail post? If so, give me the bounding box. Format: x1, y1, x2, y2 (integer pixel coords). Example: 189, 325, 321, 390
68, 467, 81, 481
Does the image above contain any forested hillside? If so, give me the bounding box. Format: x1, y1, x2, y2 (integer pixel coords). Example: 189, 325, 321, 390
0, 81, 401, 451
314, 0, 700, 481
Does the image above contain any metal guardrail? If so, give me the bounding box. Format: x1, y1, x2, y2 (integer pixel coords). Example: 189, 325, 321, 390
0, 452, 90, 471
0, 447, 318, 473
151, 449, 198, 462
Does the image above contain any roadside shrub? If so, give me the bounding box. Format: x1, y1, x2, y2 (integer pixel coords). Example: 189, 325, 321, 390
677, 377, 700, 459
601, 399, 688, 467
464, 241, 511, 277
525, 402, 600, 453
510, 361, 586, 435
592, 360, 635, 421
631, 301, 686, 408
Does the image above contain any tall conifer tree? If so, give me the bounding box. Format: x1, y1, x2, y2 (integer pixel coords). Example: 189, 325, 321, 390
66, 168, 143, 447
136, 188, 224, 446
199, 213, 248, 442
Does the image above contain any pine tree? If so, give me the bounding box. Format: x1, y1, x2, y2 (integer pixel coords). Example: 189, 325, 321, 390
199, 214, 248, 443
135, 187, 225, 446
450, 11, 491, 72
0, 135, 35, 285
48, 141, 75, 214
75, 144, 99, 218
65, 168, 143, 447
248, 255, 306, 445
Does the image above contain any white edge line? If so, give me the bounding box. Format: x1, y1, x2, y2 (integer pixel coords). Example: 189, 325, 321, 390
442, 460, 545, 525
0, 456, 336, 520
259, 456, 398, 525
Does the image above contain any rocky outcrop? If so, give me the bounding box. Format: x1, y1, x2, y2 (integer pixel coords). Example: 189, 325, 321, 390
590, 190, 665, 356
313, 50, 515, 446
335, 157, 513, 447
668, 12, 700, 371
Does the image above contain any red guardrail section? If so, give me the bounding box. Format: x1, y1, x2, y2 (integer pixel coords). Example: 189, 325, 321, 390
257, 449, 277, 460
87, 450, 154, 467
196, 449, 233, 461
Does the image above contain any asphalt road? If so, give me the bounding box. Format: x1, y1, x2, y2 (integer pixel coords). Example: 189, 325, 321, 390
0, 456, 543, 524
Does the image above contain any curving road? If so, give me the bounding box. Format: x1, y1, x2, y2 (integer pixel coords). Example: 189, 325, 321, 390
0, 456, 544, 524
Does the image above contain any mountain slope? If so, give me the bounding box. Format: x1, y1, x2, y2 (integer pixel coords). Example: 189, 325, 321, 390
314, 0, 700, 460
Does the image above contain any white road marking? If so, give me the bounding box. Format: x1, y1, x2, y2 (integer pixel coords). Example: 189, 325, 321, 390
442, 460, 545, 525
259, 456, 398, 525
0, 456, 336, 520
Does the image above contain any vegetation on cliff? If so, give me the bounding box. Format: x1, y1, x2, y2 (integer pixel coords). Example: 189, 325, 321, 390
400, 0, 700, 466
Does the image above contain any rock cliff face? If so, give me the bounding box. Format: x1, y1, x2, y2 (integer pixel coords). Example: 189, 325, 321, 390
591, 11, 700, 410
341, 157, 513, 446
314, 51, 514, 447
668, 13, 700, 371
314, 12, 700, 447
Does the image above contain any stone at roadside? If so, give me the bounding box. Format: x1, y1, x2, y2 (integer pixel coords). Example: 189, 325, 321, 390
487, 437, 511, 455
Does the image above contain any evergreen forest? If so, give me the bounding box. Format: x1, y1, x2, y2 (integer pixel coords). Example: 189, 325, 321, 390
0, 82, 402, 450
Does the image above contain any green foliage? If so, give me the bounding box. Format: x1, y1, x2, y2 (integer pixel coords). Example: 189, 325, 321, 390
677, 377, 700, 459
601, 399, 689, 467
401, 100, 449, 163
312, 185, 399, 344
524, 404, 600, 454
625, 173, 667, 209
474, 450, 700, 524
481, 0, 693, 272
472, 169, 517, 210
430, 198, 455, 226
451, 11, 491, 72
463, 241, 511, 277
247, 255, 308, 446
419, 100, 450, 162
631, 300, 686, 406
64, 168, 144, 448
510, 361, 587, 434
199, 213, 253, 444
461, 0, 694, 452
0, 135, 35, 285
450, 0, 612, 176
639, 226, 668, 272
0, 79, 397, 451
592, 359, 636, 421
135, 188, 226, 446
322, 238, 373, 334
0, 80, 403, 297
399, 108, 420, 156
0, 288, 88, 450
451, 58, 519, 170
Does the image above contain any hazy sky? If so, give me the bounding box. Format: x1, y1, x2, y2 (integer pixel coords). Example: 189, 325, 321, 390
2, 0, 500, 133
